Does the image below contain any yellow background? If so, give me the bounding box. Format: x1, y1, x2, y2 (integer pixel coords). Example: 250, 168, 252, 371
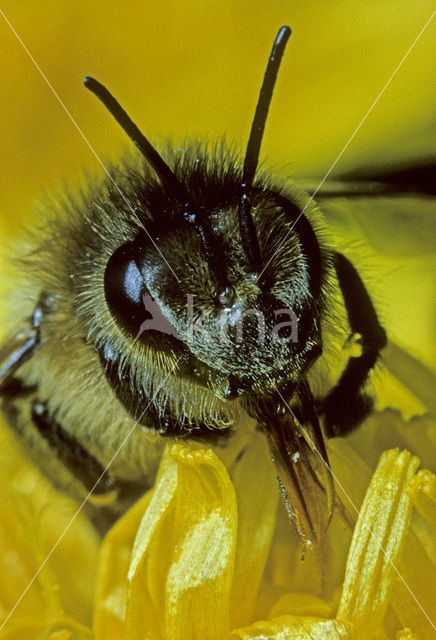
0, 1, 434, 236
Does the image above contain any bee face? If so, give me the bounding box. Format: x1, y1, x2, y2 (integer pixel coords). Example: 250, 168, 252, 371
102, 152, 324, 400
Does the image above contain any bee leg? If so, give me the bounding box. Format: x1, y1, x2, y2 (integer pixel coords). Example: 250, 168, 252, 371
30, 401, 148, 535
0, 293, 58, 390
321, 252, 387, 437
30, 400, 118, 503
0, 377, 36, 398
0, 312, 41, 389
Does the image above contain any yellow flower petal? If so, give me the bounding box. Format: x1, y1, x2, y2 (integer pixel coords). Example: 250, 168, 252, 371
123, 444, 237, 640
408, 470, 436, 540
389, 470, 436, 639
231, 615, 356, 639
395, 630, 418, 640
0, 619, 93, 640
337, 449, 420, 634
0, 420, 98, 637
228, 430, 279, 629
94, 490, 153, 639
268, 592, 333, 619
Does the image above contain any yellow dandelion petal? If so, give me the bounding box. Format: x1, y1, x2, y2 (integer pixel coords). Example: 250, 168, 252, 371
0, 619, 93, 640
337, 449, 421, 634
0, 422, 98, 638
94, 490, 153, 639
408, 470, 436, 538
389, 469, 436, 639
122, 443, 237, 640
229, 430, 279, 629
231, 614, 356, 639
396, 629, 418, 640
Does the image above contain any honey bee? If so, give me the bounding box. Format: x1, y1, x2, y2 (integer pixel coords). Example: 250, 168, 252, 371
0, 26, 388, 544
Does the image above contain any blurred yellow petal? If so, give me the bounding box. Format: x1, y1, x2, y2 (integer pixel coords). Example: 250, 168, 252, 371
0, 422, 98, 637
0, 620, 93, 640
231, 615, 356, 639
229, 430, 279, 629
94, 490, 153, 639
268, 592, 333, 619
389, 470, 436, 639
395, 630, 418, 640
409, 470, 436, 546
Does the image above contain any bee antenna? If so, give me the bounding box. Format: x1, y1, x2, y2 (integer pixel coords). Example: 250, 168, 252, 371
83, 76, 189, 204
239, 25, 291, 272
84, 76, 228, 297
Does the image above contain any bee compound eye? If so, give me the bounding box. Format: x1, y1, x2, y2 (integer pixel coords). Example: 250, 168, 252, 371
104, 241, 148, 335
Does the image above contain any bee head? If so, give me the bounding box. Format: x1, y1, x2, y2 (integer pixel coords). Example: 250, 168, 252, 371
86, 26, 322, 400
102, 157, 323, 399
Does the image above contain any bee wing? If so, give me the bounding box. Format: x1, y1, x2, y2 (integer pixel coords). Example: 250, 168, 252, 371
260, 382, 334, 548
307, 161, 436, 199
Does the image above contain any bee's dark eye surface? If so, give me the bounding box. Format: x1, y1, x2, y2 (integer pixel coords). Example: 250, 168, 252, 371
104, 240, 150, 334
